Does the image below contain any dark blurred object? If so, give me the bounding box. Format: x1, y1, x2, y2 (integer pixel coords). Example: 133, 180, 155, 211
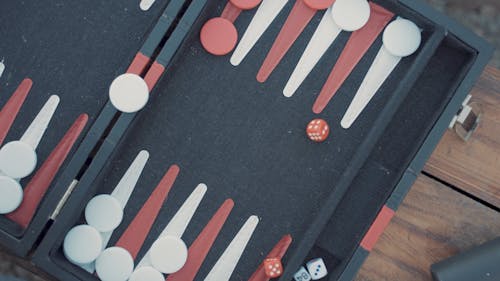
0, 275, 26, 281
431, 237, 500, 281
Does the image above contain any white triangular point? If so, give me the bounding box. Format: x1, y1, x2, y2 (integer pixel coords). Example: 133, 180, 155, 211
284, 7, 342, 97
137, 183, 208, 268
203, 216, 259, 281
140, 0, 156, 11
340, 45, 401, 129
78, 151, 149, 273
111, 150, 149, 208
230, 0, 288, 66
20, 95, 60, 150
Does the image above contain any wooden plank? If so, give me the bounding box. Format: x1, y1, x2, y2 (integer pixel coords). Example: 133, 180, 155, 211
424, 66, 500, 208
356, 175, 500, 281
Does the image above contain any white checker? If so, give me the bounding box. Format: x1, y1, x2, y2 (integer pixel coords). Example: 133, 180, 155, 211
109, 73, 149, 113
63, 225, 103, 264
85, 194, 123, 233
383, 18, 422, 57
129, 266, 164, 281
0, 176, 23, 214
0, 141, 37, 179
149, 235, 188, 274
95, 247, 134, 281
331, 0, 370, 32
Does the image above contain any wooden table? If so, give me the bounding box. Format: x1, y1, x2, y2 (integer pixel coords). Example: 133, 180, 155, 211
356, 66, 500, 281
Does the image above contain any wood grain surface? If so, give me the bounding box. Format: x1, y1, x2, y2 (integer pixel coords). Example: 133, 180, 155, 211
356, 175, 500, 281
357, 66, 500, 281
424, 66, 500, 208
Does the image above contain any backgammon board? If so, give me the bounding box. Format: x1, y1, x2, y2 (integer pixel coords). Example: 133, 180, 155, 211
0, 0, 492, 281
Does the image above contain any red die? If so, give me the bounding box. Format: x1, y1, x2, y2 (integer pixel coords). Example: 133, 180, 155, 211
306, 119, 330, 142
264, 258, 283, 278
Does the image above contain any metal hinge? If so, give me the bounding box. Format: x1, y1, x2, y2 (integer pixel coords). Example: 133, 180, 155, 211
448, 95, 481, 141
50, 179, 79, 220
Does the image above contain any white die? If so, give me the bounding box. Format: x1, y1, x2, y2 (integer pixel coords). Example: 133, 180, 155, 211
294, 266, 312, 281
306, 258, 328, 280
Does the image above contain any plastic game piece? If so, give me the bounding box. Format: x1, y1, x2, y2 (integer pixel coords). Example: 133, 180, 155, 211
204, 215, 260, 281
149, 235, 188, 274
109, 73, 149, 113
264, 258, 283, 278
256, 0, 335, 83
95, 247, 134, 281
341, 18, 421, 129
312, 3, 394, 114
293, 266, 312, 281
0, 78, 32, 146
306, 119, 329, 142
0, 95, 59, 179
63, 225, 103, 265
128, 266, 164, 281
140, 0, 157, 11
200, 0, 262, 56
0, 142, 37, 179
85, 195, 123, 233
166, 199, 235, 281
115, 165, 180, 260
75, 151, 149, 273
136, 183, 207, 269
6, 114, 88, 227
230, 0, 289, 66
0, 176, 23, 214
283, 0, 371, 97
248, 234, 293, 281
305, 258, 327, 280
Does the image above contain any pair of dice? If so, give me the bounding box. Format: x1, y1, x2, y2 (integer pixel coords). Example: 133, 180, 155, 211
294, 258, 328, 280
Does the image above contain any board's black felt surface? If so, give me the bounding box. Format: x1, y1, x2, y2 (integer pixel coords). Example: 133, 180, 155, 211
35, 1, 468, 281
0, 0, 173, 237
0, 0, 489, 280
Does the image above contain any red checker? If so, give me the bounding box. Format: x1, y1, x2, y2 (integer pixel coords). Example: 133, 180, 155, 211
200, 18, 238, 56
303, 0, 336, 10
264, 258, 283, 278
230, 0, 262, 10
